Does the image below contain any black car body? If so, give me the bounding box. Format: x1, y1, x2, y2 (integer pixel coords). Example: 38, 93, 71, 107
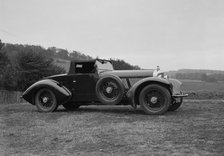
22, 59, 187, 115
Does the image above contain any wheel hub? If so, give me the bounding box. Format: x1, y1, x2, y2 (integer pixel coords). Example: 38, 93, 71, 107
42, 97, 49, 103
106, 87, 113, 94
150, 97, 158, 104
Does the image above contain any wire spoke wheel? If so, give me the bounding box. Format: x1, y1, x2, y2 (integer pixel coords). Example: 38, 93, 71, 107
35, 88, 58, 112
139, 84, 171, 115
96, 75, 124, 105
100, 80, 119, 100
144, 90, 166, 111
168, 97, 183, 111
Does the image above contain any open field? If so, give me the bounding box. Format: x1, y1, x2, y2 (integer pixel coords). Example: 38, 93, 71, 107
180, 80, 224, 99
1, 100, 224, 156
180, 79, 224, 92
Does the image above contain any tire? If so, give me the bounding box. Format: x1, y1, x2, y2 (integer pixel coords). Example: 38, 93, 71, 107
35, 88, 58, 112
139, 84, 171, 115
96, 75, 125, 105
168, 98, 183, 111
63, 102, 80, 111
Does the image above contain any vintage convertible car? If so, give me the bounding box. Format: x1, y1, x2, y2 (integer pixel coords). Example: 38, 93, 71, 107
22, 59, 187, 115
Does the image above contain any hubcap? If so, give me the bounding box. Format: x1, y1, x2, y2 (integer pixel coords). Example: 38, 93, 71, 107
106, 87, 113, 94
150, 97, 158, 104
38, 90, 54, 109
42, 97, 49, 103
144, 90, 165, 109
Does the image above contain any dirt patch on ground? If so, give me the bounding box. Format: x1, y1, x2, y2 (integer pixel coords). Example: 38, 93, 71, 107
1, 100, 224, 155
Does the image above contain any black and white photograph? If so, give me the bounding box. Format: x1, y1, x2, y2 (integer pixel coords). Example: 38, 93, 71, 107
0, 0, 224, 155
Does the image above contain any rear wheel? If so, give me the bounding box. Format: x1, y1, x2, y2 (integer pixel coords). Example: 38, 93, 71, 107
35, 88, 58, 112
63, 102, 80, 111
168, 98, 183, 111
139, 84, 171, 115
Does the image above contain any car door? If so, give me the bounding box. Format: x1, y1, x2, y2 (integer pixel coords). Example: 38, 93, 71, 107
71, 73, 99, 102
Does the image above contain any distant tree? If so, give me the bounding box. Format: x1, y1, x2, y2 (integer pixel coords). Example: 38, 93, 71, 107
0, 39, 8, 70
0, 51, 9, 70
16, 49, 65, 91
46, 47, 56, 58
110, 58, 140, 70
69, 51, 92, 60
0, 39, 17, 90
55, 49, 69, 60
0, 39, 4, 50
0, 65, 17, 90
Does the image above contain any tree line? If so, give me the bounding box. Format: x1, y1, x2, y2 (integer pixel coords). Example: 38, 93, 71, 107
0, 40, 140, 91
0, 40, 65, 91
175, 72, 224, 82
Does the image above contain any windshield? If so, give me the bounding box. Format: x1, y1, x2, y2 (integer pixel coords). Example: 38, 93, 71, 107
95, 60, 114, 72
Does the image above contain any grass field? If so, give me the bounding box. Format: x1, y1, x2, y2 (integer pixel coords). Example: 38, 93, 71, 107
180, 79, 224, 92
1, 100, 224, 155
180, 80, 224, 99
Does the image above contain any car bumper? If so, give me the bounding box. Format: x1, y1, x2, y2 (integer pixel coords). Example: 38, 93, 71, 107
172, 93, 188, 103
172, 93, 188, 98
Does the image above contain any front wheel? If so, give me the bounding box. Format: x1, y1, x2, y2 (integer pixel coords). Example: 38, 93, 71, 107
168, 98, 183, 111
35, 88, 58, 112
139, 84, 171, 115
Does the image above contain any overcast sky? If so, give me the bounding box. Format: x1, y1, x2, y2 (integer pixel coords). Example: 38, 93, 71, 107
0, 0, 224, 70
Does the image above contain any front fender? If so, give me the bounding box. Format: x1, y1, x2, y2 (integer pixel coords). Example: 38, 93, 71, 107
22, 79, 71, 105
126, 77, 172, 106
168, 78, 182, 95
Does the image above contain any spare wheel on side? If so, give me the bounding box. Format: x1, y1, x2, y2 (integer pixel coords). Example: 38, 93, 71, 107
96, 75, 124, 105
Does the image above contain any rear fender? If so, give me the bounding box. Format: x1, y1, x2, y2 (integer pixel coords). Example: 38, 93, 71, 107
126, 77, 172, 106
22, 79, 71, 105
